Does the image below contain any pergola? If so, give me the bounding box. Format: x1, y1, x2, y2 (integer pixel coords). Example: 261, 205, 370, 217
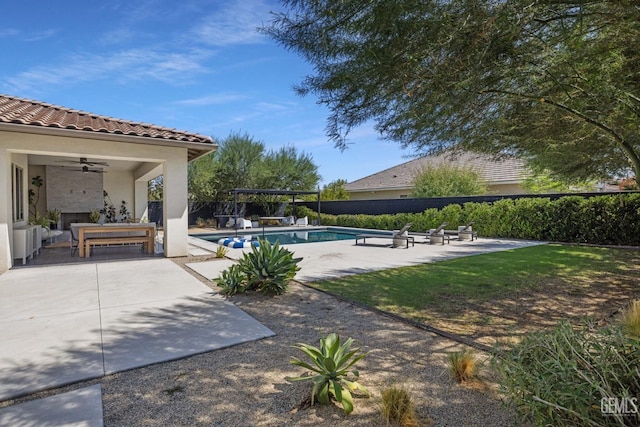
226, 188, 321, 226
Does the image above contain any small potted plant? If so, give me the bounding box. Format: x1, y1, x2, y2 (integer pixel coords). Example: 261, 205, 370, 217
29, 212, 52, 231
89, 209, 101, 224
46, 209, 61, 230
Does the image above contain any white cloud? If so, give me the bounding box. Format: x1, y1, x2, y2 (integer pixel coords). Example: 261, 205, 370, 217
176, 93, 248, 106
1, 48, 213, 94
192, 0, 272, 47
99, 28, 138, 45
0, 29, 19, 38
24, 29, 58, 42
0, 28, 56, 41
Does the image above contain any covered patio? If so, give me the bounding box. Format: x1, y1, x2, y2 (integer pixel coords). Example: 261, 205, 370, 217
0, 94, 217, 273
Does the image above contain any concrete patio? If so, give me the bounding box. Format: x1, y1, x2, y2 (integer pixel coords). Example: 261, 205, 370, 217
186, 234, 545, 283
0, 258, 274, 425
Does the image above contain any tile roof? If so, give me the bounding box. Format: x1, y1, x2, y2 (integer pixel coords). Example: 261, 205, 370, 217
345, 151, 529, 192
0, 94, 214, 159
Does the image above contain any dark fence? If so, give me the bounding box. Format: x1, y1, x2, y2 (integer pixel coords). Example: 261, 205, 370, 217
148, 191, 635, 225
148, 201, 300, 226
148, 201, 163, 225
299, 192, 632, 216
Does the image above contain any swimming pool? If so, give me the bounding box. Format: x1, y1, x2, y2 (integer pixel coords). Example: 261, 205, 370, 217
195, 229, 359, 245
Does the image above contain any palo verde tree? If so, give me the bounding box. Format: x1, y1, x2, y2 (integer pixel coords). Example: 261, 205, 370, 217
187, 133, 321, 214
216, 132, 266, 191
412, 165, 487, 198
254, 145, 321, 214
263, 1, 640, 181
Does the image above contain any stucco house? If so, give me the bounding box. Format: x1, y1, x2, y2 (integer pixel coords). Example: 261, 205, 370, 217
0, 94, 216, 273
345, 151, 529, 200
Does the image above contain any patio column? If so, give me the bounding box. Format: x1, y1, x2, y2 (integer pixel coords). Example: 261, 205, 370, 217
134, 180, 149, 221
0, 149, 11, 273
162, 153, 188, 257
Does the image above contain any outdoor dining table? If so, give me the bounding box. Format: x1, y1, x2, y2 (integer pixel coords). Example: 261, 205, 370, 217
77, 224, 156, 258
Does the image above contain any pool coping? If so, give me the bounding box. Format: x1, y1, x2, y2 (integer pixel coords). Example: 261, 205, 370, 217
189, 225, 394, 241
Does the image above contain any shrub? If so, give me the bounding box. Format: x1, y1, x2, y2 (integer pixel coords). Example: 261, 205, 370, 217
379, 385, 422, 427
493, 321, 640, 426
216, 264, 245, 296
286, 333, 370, 414
303, 193, 640, 245
215, 240, 301, 296
448, 349, 480, 383
215, 245, 228, 258
238, 239, 302, 295
621, 300, 640, 338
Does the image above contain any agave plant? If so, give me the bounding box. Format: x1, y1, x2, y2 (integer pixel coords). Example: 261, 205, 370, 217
216, 264, 246, 296
238, 239, 302, 295
215, 245, 229, 258
286, 333, 370, 414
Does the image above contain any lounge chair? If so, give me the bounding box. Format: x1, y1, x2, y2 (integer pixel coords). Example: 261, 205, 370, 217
427, 222, 450, 245
281, 216, 295, 226
236, 218, 253, 230
355, 223, 415, 248
295, 216, 308, 226
444, 221, 478, 241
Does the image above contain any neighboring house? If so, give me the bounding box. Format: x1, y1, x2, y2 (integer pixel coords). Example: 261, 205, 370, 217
345, 151, 529, 200
0, 94, 216, 273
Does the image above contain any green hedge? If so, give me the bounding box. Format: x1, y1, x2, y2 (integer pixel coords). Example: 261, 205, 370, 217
312, 194, 640, 246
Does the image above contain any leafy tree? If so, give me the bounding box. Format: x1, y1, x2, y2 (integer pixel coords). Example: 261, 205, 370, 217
188, 154, 219, 207
521, 169, 595, 194
256, 145, 320, 191
264, 1, 640, 181
186, 133, 321, 215
148, 176, 163, 201
411, 165, 487, 198
320, 179, 349, 200
216, 132, 265, 191
254, 145, 321, 214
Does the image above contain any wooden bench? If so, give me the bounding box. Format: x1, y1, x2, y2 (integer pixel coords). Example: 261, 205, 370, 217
85, 236, 152, 256
76, 223, 156, 257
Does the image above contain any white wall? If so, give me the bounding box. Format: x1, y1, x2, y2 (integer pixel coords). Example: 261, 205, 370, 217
103, 170, 135, 220
0, 152, 28, 272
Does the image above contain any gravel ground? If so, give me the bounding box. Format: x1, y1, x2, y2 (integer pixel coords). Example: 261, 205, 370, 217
97, 257, 518, 426
1, 255, 518, 426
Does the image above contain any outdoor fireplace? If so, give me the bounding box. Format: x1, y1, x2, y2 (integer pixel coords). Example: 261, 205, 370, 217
61, 212, 92, 230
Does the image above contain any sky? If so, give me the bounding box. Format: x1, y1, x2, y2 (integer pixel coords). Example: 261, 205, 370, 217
0, 0, 413, 186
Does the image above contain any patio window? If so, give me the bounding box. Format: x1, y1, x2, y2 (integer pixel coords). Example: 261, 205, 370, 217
12, 164, 24, 222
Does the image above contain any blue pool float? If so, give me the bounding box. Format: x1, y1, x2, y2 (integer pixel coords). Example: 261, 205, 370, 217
217, 237, 259, 249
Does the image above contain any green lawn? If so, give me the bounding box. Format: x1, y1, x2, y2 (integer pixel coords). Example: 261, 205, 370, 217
308, 244, 640, 345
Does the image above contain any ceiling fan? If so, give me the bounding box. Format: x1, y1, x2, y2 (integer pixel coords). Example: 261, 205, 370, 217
61, 165, 107, 174
56, 157, 110, 167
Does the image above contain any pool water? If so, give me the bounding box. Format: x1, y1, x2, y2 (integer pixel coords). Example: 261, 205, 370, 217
198, 230, 357, 245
